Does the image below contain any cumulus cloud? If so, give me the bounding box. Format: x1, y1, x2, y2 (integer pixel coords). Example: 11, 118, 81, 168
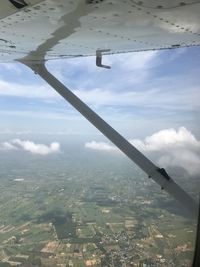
129, 127, 200, 151
85, 141, 116, 151
0, 139, 60, 155
85, 127, 200, 175
0, 142, 17, 151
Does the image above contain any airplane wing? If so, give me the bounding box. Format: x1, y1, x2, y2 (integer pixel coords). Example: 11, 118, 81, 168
0, 0, 200, 62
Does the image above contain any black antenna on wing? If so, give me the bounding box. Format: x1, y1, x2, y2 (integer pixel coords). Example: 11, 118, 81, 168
8, 0, 27, 9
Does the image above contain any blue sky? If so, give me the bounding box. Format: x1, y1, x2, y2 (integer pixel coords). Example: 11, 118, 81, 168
0, 47, 200, 175
0, 46, 199, 139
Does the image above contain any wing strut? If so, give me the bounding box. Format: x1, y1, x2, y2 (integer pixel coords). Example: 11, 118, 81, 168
22, 61, 198, 219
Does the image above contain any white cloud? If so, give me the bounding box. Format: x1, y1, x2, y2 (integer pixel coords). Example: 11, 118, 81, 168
0, 139, 60, 155
72, 86, 200, 111
130, 127, 200, 175
0, 141, 17, 151
0, 80, 58, 99
85, 127, 200, 175
0, 63, 22, 75
1, 51, 199, 114
46, 51, 158, 81
129, 127, 200, 151
158, 150, 200, 176
0, 81, 199, 112
0, 129, 32, 135
105, 51, 158, 71
85, 141, 116, 151
0, 110, 80, 121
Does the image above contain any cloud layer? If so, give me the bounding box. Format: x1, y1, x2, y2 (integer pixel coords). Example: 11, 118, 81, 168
0, 49, 199, 138
1, 51, 199, 113
73, 86, 200, 111
85, 127, 200, 176
0, 139, 60, 155
0, 80, 58, 99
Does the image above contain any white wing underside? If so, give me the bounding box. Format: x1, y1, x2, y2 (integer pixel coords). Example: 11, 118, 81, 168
0, 0, 200, 62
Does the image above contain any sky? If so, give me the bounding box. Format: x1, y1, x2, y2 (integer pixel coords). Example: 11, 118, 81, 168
0, 46, 200, 175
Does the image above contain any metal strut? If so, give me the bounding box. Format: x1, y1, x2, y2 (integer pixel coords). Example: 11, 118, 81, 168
23, 61, 198, 219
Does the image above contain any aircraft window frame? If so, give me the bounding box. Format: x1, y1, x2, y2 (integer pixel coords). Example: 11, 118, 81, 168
192, 201, 200, 267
